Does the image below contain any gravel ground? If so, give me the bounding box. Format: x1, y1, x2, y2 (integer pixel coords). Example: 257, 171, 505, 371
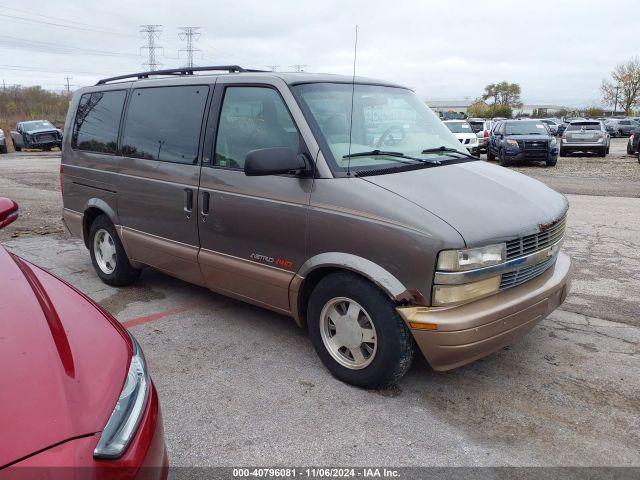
507, 138, 640, 197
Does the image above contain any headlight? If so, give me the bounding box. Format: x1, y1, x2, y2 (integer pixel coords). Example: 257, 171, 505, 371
433, 275, 501, 306
94, 334, 149, 459
437, 243, 506, 272
505, 139, 519, 148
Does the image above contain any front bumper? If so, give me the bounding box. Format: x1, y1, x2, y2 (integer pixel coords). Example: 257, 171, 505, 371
397, 252, 571, 371
505, 148, 558, 162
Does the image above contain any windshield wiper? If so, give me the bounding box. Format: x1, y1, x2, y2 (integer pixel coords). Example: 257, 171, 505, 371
343, 150, 441, 165
421, 146, 476, 159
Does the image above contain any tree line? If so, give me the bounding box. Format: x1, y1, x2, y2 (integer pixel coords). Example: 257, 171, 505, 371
464, 55, 640, 119
0, 86, 70, 146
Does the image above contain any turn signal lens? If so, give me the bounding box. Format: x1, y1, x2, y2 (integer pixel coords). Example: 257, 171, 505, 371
432, 276, 501, 306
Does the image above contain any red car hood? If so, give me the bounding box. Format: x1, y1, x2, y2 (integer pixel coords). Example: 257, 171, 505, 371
0, 247, 131, 468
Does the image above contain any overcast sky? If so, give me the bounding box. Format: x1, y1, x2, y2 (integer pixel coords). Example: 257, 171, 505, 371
1, 0, 637, 107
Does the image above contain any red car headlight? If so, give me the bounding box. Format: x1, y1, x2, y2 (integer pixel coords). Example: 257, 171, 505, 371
94, 334, 149, 459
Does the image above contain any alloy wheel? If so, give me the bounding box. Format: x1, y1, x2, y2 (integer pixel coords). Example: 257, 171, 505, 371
319, 297, 377, 370
93, 228, 117, 274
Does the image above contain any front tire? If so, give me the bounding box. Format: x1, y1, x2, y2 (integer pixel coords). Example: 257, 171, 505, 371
89, 215, 141, 286
498, 149, 510, 167
628, 141, 634, 155
487, 147, 495, 161
546, 157, 557, 166
559, 147, 567, 157
307, 272, 415, 389
598, 147, 607, 157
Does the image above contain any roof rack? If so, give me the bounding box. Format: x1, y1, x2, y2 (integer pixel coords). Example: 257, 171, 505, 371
96, 65, 268, 85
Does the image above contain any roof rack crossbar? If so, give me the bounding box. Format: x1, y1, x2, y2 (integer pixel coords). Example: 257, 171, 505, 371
96, 65, 267, 85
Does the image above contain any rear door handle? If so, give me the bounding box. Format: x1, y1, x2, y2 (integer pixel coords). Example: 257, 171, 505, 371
184, 188, 193, 216
201, 191, 210, 216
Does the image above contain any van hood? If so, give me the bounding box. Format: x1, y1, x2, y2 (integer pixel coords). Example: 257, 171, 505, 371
0, 248, 130, 468
363, 160, 568, 246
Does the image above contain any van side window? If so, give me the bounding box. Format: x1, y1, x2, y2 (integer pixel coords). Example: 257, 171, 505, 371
214, 87, 300, 169
121, 86, 208, 164
72, 90, 126, 154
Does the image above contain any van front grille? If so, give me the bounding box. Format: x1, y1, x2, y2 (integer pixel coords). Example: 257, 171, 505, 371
505, 216, 566, 260
500, 256, 556, 290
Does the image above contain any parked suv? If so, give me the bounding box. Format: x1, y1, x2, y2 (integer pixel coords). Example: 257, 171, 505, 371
560, 120, 610, 157
443, 120, 480, 155
0, 129, 6, 154
467, 118, 493, 153
487, 120, 559, 166
10, 120, 62, 151
61, 67, 571, 388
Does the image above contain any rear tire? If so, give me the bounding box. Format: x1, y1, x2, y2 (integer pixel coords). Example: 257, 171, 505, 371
599, 147, 606, 157
13, 141, 21, 152
559, 147, 567, 157
0, 145, 6, 154
487, 147, 495, 161
89, 215, 141, 286
546, 157, 557, 166
628, 141, 634, 155
307, 272, 415, 389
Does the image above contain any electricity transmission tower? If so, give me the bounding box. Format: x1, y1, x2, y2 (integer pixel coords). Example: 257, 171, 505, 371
267, 65, 279, 72
140, 25, 164, 71
290, 64, 307, 72
178, 27, 201, 68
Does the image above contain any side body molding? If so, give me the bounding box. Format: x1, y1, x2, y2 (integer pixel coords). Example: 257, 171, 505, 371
289, 252, 413, 326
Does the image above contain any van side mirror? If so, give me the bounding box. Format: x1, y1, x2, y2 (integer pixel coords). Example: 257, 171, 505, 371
0, 198, 18, 230
244, 147, 309, 176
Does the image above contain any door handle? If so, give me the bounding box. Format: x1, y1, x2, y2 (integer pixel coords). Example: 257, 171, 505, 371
201, 192, 210, 216
184, 188, 193, 217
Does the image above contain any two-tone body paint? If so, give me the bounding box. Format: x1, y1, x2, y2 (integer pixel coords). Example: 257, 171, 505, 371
62, 72, 571, 371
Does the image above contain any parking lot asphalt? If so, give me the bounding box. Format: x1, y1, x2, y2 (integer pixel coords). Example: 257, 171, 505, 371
1, 139, 639, 466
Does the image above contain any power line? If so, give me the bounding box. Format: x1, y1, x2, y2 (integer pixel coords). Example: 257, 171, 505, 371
0, 12, 136, 37
0, 34, 141, 59
178, 27, 201, 69
140, 25, 164, 71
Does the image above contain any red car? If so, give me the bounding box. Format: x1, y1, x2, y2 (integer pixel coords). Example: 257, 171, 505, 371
0, 198, 168, 479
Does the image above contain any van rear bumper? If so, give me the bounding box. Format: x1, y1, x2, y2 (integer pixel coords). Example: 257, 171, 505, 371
62, 208, 83, 239
397, 252, 571, 371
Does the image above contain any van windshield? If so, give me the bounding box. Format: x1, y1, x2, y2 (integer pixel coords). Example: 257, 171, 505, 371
293, 83, 468, 174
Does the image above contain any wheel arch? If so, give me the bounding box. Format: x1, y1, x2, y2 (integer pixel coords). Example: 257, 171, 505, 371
289, 253, 422, 328
82, 199, 118, 249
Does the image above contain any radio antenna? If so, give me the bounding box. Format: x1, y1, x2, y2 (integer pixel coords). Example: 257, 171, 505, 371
346, 25, 358, 176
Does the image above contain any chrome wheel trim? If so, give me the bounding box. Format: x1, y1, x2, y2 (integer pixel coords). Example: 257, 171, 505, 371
319, 297, 377, 370
93, 228, 117, 274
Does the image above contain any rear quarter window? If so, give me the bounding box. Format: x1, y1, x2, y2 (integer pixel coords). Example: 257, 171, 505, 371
72, 90, 127, 154
121, 85, 209, 164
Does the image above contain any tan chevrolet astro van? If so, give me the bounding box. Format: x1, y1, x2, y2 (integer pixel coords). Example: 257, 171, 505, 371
61, 66, 571, 388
